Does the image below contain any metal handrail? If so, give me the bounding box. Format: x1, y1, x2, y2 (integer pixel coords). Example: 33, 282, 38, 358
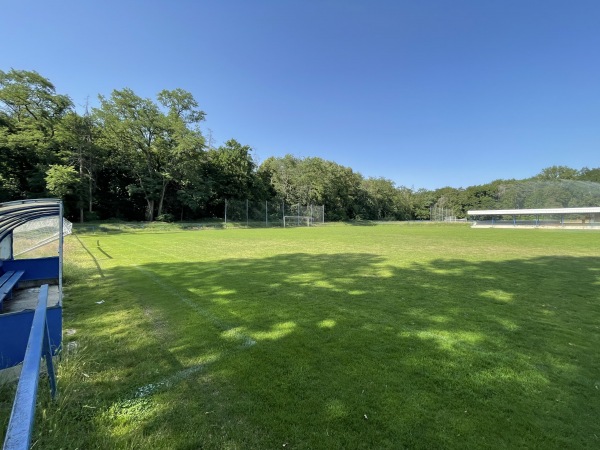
3, 285, 57, 450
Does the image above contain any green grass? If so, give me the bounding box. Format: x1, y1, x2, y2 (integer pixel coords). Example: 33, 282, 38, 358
2, 223, 600, 449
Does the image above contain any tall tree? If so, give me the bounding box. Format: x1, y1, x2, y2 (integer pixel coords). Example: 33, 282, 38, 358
45, 164, 78, 199
206, 139, 259, 200
259, 155, 363, 220
259, 155, 300, 205
360, 177, 398, 220
94, 88, 205, 220
0, 69, 72, 198
578, 167, 600, 183
535, 165, 578, 180
411, 188, 437, 220
55, 108, 102, 222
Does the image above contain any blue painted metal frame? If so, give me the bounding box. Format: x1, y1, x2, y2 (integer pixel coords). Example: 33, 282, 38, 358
0, 200, 63, 370
0, 257, 62, 369
3, 257, 59, 282
0, 306, 62, 369
2, 285, 56, 450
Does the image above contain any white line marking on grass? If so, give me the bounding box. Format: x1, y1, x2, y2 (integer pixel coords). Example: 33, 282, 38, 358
114, 366, 200, 419
134, 265, 256, 348
135, 363, 207, 398
84, 235, 258, 412
124, 338, 244, 407
108, 235, 256, 346
112, 235, 191, 262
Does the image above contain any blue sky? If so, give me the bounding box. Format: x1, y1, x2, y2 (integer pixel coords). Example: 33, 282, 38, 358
2, 0, 599, 190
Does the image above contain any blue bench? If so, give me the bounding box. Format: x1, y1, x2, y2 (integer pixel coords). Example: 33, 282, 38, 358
0, 270, 25, 312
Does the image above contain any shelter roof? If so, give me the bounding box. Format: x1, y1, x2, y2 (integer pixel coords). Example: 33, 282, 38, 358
0, 199, 62, 242
467, 207, 600, 216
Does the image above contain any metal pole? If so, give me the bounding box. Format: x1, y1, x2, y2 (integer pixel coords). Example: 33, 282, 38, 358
58, 201, 63, 303
3, 285, 56, 450
246, 199, 249, 227
43, 318, 57, 398
265, 200, 268, 227
224, 200, 227, 225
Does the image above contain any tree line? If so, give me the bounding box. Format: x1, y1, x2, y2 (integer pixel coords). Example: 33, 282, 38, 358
1, 69, 599, 222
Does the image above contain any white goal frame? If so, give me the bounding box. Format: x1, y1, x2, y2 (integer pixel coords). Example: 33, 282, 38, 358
283, 215, 314, 228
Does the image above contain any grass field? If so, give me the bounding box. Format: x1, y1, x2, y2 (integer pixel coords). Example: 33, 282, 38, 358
2, 223, 599, 449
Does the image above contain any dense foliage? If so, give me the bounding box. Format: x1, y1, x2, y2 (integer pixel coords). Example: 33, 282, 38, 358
1, 69, 599, 222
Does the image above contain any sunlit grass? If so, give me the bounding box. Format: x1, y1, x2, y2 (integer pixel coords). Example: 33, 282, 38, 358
1, 223, 599, 448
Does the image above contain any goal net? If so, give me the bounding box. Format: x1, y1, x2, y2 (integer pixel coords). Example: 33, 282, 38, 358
13, 216, 73, 258
283, 216, 315, 227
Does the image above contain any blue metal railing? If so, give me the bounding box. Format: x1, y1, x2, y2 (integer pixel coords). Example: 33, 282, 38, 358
3, 285, 57, 450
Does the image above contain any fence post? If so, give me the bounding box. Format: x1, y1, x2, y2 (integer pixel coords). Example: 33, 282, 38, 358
265, 200, 268, 227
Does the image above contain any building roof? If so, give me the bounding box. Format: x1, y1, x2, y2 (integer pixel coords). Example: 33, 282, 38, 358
467, 207, 600, 216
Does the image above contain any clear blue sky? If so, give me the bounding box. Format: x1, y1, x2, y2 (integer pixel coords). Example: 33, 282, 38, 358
2, 0, 599, 190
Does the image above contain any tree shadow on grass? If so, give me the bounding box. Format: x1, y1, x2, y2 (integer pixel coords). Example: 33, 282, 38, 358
42, 253, 600, 449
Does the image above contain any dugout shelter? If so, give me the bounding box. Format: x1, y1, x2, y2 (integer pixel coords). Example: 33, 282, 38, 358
0, 199, 68, 369
468, 207, 600, 228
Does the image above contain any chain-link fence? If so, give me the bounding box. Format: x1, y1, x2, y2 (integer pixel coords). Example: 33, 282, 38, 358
430, 204, 457, 222
223, 200, 324, 227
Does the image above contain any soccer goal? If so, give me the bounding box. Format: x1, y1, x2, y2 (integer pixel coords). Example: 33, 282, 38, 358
283, 215, 314, 227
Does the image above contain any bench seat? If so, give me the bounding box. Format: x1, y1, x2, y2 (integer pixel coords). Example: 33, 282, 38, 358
0, 270, 25, 311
